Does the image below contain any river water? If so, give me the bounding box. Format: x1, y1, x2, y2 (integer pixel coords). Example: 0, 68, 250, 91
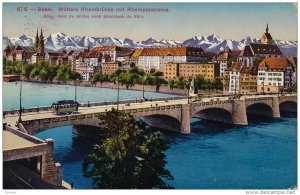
3, 82, 297, 189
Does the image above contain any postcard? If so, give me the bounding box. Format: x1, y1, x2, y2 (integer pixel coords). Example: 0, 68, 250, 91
2, 2, 297, 192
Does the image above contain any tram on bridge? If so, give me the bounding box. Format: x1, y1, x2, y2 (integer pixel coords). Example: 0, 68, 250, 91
52, 100, 79, 114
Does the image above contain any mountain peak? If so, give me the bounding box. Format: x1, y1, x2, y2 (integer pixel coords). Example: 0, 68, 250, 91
2, 32, 297, 57
19, 34, 31, 40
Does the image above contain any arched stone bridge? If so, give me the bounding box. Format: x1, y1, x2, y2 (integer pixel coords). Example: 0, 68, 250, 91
8, 94, 296, 135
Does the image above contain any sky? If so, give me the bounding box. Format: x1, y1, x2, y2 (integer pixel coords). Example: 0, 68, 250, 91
2, 2, 298, 41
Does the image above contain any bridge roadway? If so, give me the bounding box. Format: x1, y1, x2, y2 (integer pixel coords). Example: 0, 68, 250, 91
3, 94, 297, 134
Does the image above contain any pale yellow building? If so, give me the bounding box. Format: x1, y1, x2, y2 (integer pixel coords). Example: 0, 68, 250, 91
163, 62, 220, 81
239, 66, 258, 94
102, 62, 119, 75
222, 69, 231, 92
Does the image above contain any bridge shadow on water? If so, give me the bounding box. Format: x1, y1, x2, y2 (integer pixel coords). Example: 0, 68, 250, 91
145, 118, 237, 145
146, 109, 297, 146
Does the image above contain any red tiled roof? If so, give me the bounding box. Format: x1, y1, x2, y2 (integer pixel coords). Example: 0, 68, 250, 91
231, 62, 242, 71
212, 51, 229, 61
85, 51, 102, 58
258, 57, 288, 71
8, 50, 24, 55
91, 46, 117, 52
240, 66, 258, 75
140, 47, 204, 57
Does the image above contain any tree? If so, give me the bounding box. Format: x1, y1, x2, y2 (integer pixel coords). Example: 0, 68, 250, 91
55, 65, 68, 82
48, 65, 59, 83
205, 80, 213, 92
177, 76, 186, 89
194, 75, 206, 91
212, 78, 223, 92
253, 56, 265, 67
130, 62, 136, 68
92, 73, 100, 84
38, 66, 50, 82
22, 63, 34, 79
152, 76, 167, 92
168, 80, 176, 90
82, 109, 174, 189
99, 73, 108, 86
149, 69, 162, 77
226, 56, 237, 69
30, 66, 40, 78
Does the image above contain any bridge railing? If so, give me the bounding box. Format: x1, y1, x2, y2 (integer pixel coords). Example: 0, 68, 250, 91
3, 96, 186, 116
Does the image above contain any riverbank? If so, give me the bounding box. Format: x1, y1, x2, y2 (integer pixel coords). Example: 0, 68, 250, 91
22, 77, 224, 96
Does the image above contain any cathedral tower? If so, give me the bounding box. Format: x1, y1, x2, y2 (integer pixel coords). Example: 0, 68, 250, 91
35, 29, 39, 52
261, 23, 273, 45
38, 28, 45, 54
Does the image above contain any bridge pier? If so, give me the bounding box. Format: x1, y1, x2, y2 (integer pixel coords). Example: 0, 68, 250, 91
272, 96, 281, 118
232, 99, 248, 125
41, 139, 62, 187
180, 104, 191, 134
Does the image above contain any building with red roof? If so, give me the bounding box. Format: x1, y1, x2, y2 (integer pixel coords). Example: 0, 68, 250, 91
257, 57, 292, 93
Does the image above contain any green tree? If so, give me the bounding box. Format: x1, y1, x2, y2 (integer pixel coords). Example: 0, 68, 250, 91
194, 75, 206, 91
92, 73, 100, 84
22, 63, 34, 79
212, 78, 223, 92
38, 66, 50, 82
48, 65, 59, 83
253, 56, 265, 67
30, 66, 40, 78
99, 73, 108, 86
177, 76, 186, 89
82, 109, 174, 189
206, 80, 213, 92
168, 80, 176, 90
226, 56, 237, 69
130, 62, 136, 68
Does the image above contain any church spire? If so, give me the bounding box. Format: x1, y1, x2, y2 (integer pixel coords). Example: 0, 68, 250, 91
35, 29, 39, 52
40, 27, 43, 38
38, 28, 45, 54
261, 23, 273, 45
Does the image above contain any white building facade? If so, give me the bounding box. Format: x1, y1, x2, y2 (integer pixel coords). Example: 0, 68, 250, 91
138, 47, 207, 73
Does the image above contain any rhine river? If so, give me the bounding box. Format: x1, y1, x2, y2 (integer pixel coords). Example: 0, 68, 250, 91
3, 82, 297, 189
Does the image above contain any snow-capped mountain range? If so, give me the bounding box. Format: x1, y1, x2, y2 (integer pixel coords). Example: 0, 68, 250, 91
3, 33, 297, 57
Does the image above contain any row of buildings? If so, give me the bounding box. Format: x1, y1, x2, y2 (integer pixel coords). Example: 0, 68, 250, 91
3, 25, 297, 94
223, 56, 296, 95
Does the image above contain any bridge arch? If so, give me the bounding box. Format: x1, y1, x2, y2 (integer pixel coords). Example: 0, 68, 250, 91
140, 114, 182, 133
21, 116, 102, 135
192, 107, 233, 124
246, 103, 274, 118
279, 101, 297, 114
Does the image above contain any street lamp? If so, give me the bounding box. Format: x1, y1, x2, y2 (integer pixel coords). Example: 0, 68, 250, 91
262, 77, 265, 94
75, 78, 78, 103
117, 75, 120, 110
277, 77, 280, 96
187, 80, 191, 104
142, 75, 146, 99
18, 63, 23, 123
